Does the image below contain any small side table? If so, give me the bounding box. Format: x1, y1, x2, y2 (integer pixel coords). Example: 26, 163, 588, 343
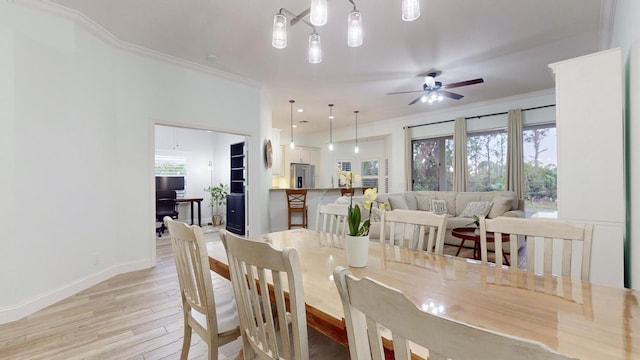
451, 227, 510, 265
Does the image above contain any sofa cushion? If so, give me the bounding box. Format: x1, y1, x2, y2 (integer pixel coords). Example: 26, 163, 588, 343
488, 194, 514, 218
388, 196, 409, 210
404, 192, 418, 210
430, 199, 448, 215
459, 201, 493, 218
415, 193, 436, 211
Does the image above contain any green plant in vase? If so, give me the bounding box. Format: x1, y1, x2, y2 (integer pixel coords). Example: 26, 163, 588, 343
204, 183, 228, 226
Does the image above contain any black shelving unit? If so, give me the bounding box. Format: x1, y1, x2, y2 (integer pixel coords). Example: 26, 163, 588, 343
227, 141, 245, 235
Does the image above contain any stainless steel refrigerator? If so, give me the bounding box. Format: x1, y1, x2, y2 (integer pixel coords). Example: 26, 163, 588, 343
290, 163, 315, 188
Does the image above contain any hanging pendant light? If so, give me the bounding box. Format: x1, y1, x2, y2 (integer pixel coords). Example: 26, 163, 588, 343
272, 13, 288, 49
289, 100, 295, 149
402, 0, 420, 21
310, 0, 328, 26
308, 32, 322, 64
347, 9, 362, 47
354, 110, 360, 154
328, 104, 334, 151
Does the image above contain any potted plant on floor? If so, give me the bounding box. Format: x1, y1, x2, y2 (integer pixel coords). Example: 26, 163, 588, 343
204, 183, 228, 226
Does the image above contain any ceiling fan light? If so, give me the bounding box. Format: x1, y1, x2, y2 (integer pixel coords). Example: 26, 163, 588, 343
402, 0, 420, 21
310, 0, 328, 26
308, 32, 322, 64
420, 94, 428, 103
347, 10, 363, 47
272, 14, 288, 49
438, 94, 444, 102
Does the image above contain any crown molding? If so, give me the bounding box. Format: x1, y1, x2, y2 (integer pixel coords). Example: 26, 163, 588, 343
18, 0, 260, 88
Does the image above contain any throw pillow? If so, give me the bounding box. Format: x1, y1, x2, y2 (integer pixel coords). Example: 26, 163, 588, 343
430, 199, 448, 215
459, 201, 493, 218
488, 195, 513, 218
388, 196, 409, 210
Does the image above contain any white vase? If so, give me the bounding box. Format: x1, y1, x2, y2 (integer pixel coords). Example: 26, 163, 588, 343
344, 234, 370, 268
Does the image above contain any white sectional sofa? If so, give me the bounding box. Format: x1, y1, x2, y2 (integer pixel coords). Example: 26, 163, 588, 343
336, 190, 525, 253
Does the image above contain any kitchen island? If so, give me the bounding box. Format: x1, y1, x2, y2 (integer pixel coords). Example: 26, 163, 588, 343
269, 188, 364, 231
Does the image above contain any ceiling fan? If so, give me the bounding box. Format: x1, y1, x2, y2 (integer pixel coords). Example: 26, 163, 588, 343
387, 71, 484, 105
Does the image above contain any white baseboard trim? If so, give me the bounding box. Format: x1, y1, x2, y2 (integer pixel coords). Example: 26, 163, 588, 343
0, 259, 152, 325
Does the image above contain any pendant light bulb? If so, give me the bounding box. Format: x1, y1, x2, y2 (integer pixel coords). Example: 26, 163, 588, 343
272, 13, 287, 49
402, 0, 420, 21
354, 110, 359, 154
308, 32, 322, 64
328, 104, 334, 151
347, 10, 363, 47
310, 0, 328, 26
289, 99, 295, 149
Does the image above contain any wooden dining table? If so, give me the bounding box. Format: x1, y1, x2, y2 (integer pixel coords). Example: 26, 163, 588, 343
207, 228, 640, 359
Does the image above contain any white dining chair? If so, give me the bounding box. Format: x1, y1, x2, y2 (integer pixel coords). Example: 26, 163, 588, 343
379, 209, 448, 253
219, 230, 349, 360
164, 217, 241, 360
479, 216, 594, 280
315, 203, 349, 236
333, 266, 577, 360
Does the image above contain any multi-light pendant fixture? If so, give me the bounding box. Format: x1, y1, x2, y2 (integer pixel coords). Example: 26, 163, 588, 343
272, 1, 420, 63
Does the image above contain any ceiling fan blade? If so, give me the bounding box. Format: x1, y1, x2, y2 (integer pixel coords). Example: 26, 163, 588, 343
443, 78, 484, 89
387, 89, 424, 95
440, 90, 464, 100
408, 94, 425, 105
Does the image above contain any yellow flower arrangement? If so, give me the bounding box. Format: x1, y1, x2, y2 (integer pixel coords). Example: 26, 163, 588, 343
338, 167, 389, 236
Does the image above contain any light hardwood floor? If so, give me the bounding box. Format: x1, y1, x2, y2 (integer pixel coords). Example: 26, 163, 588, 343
0, 227, 242, 360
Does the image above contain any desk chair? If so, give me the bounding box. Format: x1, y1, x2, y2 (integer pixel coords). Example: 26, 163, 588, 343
479, 216, 594, 280
156, 190, 178, 236
220, 230, 348, 360
164, 218, 240, 360
333, 266, 574, 360
286, 189, 308, 229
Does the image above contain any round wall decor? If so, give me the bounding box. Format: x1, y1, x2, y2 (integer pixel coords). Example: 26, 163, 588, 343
265, 139, 273, 168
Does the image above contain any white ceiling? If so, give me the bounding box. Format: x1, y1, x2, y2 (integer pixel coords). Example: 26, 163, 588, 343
46, 0, 608, 133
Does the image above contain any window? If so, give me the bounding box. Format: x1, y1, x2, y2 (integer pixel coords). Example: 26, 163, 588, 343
155, 155, 186, 176
361, 160, 379, 189
337, 160, 352, 187
411, 136, 453, 191
466, 130, 507, 191
155, 153, 187, 196
523, 124, 557, 217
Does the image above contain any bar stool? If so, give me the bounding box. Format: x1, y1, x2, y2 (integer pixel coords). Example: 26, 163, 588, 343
286, 189, 308, 229
340, 188, 354, 196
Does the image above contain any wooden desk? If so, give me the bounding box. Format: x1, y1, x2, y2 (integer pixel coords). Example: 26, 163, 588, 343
207, 229, 640, 359
176, 197, 203, 226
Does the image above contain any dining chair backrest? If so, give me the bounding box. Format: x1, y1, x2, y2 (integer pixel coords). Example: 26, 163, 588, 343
333, 266, 576, 360
219, 229, 309, 360
479, 216, 594, 281
315, 204, 349, 236
379, 209, 448, 253
286, 189, 308, 229
164, 217, 240, 360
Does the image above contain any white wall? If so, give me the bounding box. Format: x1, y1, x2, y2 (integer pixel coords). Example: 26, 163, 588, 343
0, 2, 270, 322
